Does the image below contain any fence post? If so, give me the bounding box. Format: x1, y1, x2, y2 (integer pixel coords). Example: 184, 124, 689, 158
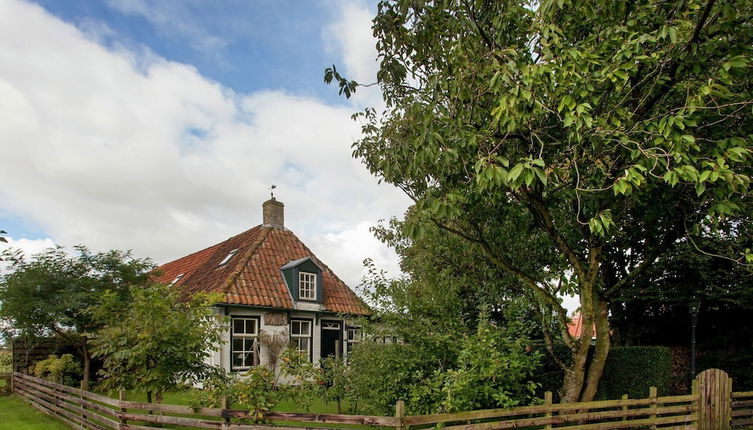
543, 391, 552, 429
649, 386, 657, 430
621, 394, 628, 422
80, 380, 87, 422
395, 400, 405, 430
692, 378, 699, 428
221, 395, 230, 430
118, 390, 128, 430
697, 368, 732, 430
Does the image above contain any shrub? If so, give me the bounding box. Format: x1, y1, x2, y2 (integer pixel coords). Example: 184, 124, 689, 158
0, 350, 11, 373
348, 322, 541, 414
32, 354, 81, 386
597, 346, 672, 399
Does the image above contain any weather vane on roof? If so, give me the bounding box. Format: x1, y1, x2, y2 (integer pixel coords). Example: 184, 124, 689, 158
270, 184, 276, 198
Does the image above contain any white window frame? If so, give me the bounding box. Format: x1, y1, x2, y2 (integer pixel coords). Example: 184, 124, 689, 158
231, 317, 258, 371
290, 319, 312, 361
218, 249, 238, 266
298, 272, 317, 300
346, 326, 361, 357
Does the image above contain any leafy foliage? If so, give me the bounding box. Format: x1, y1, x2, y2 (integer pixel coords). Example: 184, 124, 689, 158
0, 350, 11, 373
348, 321, 540, 414
89, 284, 223, 400
192, 348, 328, 418
0, 246, 154, 388
32, 354, 81, 387
328, 0, 753, 401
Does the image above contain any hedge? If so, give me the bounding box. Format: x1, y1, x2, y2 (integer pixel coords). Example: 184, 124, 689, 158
597, 346, 672, 400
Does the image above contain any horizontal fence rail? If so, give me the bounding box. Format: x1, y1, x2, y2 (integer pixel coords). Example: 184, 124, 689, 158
9, 370, 749, 430
732, 391, 753, 428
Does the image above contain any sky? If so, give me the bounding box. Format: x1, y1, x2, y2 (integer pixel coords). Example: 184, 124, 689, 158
0, 0, 410, 289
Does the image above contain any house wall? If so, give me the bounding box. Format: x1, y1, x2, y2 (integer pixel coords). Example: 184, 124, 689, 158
213, 305, 353, 377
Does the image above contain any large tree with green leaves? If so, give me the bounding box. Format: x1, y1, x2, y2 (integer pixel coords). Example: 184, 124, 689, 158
328, 0, 753, 401
90, 284, 223, 403
0, 247, 154, 389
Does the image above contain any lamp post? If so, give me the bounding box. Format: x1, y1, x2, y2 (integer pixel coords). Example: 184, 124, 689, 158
689, 298, 701, 380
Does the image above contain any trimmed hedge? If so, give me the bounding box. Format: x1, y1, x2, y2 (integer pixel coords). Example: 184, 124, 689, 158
597, 346, 672, 400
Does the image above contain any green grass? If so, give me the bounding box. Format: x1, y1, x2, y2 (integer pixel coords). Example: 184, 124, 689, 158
0, 395, 71, 430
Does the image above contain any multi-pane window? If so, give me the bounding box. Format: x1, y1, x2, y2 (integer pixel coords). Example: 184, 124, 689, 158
231, 317, 258, 370
290, 319, 312, 360
299, 272, 317, 300
346, 326, 361, 354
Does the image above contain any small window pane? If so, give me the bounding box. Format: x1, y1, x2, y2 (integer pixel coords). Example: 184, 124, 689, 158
233, 353, 244, 367
245, 319, 256, 334
300, 321, 310, 335
233, 319, 244, 334
233, 339, 243, 351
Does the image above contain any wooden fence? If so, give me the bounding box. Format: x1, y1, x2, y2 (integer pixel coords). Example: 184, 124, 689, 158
9, 369, 751, 430
733, 390, 753, 428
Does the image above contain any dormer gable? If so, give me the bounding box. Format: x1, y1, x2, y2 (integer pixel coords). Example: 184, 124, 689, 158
280, 256, 323, 303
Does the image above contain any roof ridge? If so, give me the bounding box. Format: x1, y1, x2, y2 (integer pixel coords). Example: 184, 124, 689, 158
221, 226, 272, 295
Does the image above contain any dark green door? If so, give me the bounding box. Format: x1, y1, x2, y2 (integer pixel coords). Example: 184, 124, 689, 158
320, 320, 342, 359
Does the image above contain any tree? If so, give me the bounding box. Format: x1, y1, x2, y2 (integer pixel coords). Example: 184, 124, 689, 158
328, 0, 753, 401
89, 284, 223, 403
0, 246, 154, 389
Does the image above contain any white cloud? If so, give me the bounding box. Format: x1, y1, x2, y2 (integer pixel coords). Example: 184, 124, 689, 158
0, 0, 410, 288
0, 237, 58, 259
306, 221, 402, 290
323, 0, 383, 108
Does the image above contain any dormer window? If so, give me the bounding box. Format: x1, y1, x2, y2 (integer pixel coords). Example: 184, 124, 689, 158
218, 249, 238, 266
299, 272, 317, 300
169, 273, 184, 285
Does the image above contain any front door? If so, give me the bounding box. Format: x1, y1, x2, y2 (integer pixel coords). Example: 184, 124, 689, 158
320, 320, 342, 359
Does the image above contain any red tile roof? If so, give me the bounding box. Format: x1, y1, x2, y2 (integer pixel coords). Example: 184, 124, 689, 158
567, 312, 595, 339
155, 226, 369, 315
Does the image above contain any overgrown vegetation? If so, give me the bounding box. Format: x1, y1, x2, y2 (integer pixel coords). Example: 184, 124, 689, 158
327, 0, 753, 401
32, 354, 81, 387
0, 349, 11, 373
0, 247, 154, 388
89, 283, 224, 403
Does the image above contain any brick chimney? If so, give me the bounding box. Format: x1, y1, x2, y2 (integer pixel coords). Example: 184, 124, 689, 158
262, 198, 284, 228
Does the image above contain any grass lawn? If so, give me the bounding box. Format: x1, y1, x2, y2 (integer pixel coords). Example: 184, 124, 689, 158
0, 395, 71, 430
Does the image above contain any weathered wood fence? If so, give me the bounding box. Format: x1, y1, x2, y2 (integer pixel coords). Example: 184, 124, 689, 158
9, 369, 753, 430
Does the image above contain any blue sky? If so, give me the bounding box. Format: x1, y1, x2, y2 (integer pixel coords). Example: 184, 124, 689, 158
32, 0, 350, 103
0, 0, 405, 287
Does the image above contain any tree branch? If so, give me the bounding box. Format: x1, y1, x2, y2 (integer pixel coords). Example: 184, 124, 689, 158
527, 194, 587, 281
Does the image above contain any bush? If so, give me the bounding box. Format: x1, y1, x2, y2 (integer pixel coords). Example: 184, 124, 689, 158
32, 354, 81, 386
0, 350, 11, 373
597, 346, 672, 399
348, 322, 541, 414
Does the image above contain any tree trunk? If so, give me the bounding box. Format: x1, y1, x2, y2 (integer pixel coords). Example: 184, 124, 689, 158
580, 301, 611, 402
558, 300, 612, 402
81, 343, 91, 391
147, 391, 153, 404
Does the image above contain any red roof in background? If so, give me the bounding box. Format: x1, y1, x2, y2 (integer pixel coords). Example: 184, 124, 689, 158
156, 226, 369, 315
567, 312, 595, 339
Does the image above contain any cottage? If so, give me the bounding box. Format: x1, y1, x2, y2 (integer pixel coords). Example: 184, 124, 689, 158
155, 198, 369, 373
